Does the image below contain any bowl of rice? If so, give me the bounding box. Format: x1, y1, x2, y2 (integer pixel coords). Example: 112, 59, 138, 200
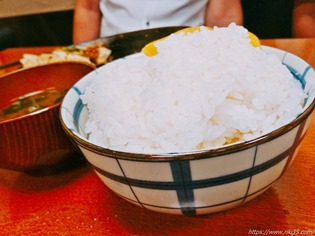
60, 24, 315, 215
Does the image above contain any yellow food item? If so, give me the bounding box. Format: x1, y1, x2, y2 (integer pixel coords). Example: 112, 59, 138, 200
141, 26, 260, 57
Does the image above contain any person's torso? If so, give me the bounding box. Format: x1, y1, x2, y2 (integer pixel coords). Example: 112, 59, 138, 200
99, 0, 208, 36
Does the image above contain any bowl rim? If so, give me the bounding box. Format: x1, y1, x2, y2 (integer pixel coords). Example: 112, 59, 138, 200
0, 61, 96, 125
60, 46, 315, 161
0, 61, 95, 79
60, 103, 314, 161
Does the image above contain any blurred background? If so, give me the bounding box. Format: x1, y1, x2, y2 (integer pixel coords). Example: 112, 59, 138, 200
0, 0, 295, 51
0, 0, 75, 50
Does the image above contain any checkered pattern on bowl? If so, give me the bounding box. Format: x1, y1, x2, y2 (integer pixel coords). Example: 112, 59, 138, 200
60, 46, 315, 215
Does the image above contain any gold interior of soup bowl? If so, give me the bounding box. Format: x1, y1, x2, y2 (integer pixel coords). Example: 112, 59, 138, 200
0, 62, 95, 122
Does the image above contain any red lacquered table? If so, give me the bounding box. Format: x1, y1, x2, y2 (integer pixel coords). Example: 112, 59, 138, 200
0, 39, 315, 236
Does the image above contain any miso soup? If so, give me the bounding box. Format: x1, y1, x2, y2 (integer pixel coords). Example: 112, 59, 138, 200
0, 87, 67, 121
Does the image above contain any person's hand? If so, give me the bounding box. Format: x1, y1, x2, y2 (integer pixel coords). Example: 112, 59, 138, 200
205, 0, 243, 27
73, 0, 101, 44
292, 0, 315, 37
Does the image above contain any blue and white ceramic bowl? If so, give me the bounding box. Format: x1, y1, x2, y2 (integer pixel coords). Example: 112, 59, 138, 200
60, 46, 315, 215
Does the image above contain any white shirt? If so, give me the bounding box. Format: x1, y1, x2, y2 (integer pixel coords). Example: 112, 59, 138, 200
99, 0, 208, 37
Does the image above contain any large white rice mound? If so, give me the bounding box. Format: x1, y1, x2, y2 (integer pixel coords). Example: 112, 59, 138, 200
81, 24, 306, 154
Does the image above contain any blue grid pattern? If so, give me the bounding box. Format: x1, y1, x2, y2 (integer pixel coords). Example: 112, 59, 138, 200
60, 46, 315, 215
83, 118, 306, 215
